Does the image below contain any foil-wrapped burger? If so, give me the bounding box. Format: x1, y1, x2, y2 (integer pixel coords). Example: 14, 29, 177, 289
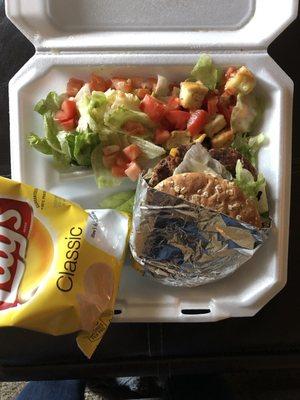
129, 143, 270, 287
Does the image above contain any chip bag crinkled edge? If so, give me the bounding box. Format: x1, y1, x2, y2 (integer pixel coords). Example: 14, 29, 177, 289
0, 177, 129, 358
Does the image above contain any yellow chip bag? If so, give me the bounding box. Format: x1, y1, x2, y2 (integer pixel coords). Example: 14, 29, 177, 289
0, 177, 129, 358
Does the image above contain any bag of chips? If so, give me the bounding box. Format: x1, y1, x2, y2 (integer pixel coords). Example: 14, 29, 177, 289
0, 177, 129, 357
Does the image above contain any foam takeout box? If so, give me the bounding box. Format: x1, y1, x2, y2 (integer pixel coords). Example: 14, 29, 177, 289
5, 0, 298, 322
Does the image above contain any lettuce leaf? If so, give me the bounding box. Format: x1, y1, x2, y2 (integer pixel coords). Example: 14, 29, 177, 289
99, 190, 135, 214
230, 93, 258, 134
108, 90, 140, 111
104, 106, 155, 133
27, 133, 53, 155
73, 131, 99, 166
153, 75, 169, 97
34, 92, 62, 115
92, 131, 165, 188
231, 133, 265, 166
190, 54, 219, 90
91, 144, 124, 188
99, 130, 165, 161
234, 159, 265, 199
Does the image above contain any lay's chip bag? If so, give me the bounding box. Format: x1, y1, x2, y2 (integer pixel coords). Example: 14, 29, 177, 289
0, 176, 129, 358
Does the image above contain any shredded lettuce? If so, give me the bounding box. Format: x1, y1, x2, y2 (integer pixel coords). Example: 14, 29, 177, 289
234, 159, 265, 199
91, 144, 124, 188
27, 133, 53, 155
76, 92, 92, 132
108, 90, 140, 111
73, 131, 99, 166
99, 130, 165, 160
87, 91, 108, 132
230, 93, 258, 134
92, 131, 165, 187
99, 190, 135, 214
104, 106, 155, 133
190, 54, 219, 90
34, 92, 62, 115
231, 133, 265, 166
153, 75, 169, 97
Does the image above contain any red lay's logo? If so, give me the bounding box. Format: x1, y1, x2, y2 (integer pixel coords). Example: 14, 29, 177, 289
0, 199, 33, 310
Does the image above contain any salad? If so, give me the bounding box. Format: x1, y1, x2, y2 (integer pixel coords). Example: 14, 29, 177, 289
29, 54, 266, 212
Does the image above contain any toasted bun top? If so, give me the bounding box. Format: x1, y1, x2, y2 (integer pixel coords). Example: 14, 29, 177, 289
155, 172, 261, 228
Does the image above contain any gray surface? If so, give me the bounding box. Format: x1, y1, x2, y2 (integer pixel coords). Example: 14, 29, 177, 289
47, 0, 254, 31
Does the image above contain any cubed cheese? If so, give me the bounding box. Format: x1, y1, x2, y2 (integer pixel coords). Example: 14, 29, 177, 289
225, 66, 256, 95
179, 81, 208, 110
204, 114, 227, 138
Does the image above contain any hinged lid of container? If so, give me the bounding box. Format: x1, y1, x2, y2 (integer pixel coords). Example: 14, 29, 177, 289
5, 0, 298, 51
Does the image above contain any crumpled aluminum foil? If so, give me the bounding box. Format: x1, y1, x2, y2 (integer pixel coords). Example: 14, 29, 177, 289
129, 177, 271, 287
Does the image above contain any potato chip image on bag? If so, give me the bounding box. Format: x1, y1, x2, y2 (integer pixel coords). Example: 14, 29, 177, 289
0, 177, 129, 358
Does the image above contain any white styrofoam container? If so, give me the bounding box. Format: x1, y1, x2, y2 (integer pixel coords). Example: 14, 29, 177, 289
5, 0, 298, 322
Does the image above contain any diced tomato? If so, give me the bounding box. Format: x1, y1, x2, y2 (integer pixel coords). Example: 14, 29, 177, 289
123, 144, 142, 161
89, 73, 108, 92
207, 95, 219, 116
59, 118, 76, 131
187, 110, 208, 136
66, 78, 84, 97
111, 78, 132, 92
125, 161, 142, 181
165, 110, 190, 130
140, 94, 166, 122
135, 88, 151, 100
102, 153, 118, 169
123, 121, 146, 135
54, 100, 77, 130
54, 110, 67, 122
61, 100, 77, 119
166, 96, 180, 111
115, 153, 130, 167
111, 165, 127, 177
154, 128, 171, 145
102, 145, 120, 156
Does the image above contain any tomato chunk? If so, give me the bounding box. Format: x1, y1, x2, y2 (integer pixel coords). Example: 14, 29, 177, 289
89, 73, 108, 92
187, 110, 208, 136
166, 96, 180, 111
59, 118, 76, 131
61, 100, 77, 119
111, 165, 127, 177
123, 144, 142, 161
125, 161, 142, 181
123, 121, 146, 135
140, 94, 166, 122
165, 110, 190, 130
154, 128, 171, 145
102, 145, 120, 156
102, 153, 118, 169
115, 153, 130, 167
67, 78, 84, 97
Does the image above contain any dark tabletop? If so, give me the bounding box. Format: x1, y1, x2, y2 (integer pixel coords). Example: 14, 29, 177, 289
0, 2, 299, 381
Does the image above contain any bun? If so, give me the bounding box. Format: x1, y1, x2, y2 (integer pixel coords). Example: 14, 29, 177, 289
155, 172, 261, 228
